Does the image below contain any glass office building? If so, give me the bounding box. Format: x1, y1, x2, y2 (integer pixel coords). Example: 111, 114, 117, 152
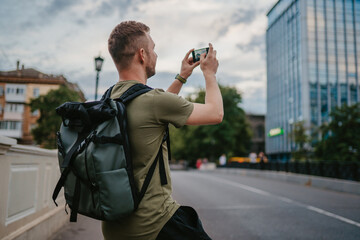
266, 0, 359, 161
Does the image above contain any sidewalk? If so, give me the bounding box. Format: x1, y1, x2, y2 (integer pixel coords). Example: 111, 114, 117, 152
50, 214, 102, 240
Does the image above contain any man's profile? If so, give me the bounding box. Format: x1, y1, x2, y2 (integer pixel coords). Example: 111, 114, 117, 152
102, 20, 223, 240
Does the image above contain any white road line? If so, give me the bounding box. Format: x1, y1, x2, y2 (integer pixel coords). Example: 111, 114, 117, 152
195, 173, 360, 228
278, 197, 294, 203
306, 206, 360, 228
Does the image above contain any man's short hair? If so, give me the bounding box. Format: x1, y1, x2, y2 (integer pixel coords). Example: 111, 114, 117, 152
108, 21, 150, 70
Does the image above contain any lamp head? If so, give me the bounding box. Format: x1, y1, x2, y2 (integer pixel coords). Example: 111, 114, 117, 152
95, 56, 104, 72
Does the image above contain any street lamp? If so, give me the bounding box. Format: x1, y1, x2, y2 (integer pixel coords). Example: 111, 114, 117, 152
94, 55, 104, 100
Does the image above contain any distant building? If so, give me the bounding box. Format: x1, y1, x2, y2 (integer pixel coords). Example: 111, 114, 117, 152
266, 0, 359, 161
0, 61, 85, 144
246, 114, 265, 154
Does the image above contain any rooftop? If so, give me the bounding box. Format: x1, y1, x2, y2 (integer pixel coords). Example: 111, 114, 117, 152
0, 61, 85, 101
0, 65, 66, 84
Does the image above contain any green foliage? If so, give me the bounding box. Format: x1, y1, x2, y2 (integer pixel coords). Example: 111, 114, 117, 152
289, 121, 311, 161
314, 103, 360, 162
170, 85, 252, 166
30, 85, 81, 149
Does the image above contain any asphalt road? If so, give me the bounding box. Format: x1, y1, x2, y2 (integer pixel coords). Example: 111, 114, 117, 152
50, 170, 360, 240
172, 171, 360, 240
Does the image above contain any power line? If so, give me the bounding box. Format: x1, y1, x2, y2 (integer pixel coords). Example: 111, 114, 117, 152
0, 48, 14, 69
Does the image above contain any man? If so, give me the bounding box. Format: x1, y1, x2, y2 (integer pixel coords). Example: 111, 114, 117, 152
219, 154, 227, 166
102, 21, 223, 240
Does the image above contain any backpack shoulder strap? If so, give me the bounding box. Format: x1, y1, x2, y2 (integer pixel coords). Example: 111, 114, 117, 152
100, 85, 115, 101
138, 127, 169, 202
116, 83, 153, 103
101, 83, 152, 102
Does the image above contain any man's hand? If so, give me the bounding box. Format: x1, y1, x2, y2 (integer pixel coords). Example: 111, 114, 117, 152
180, 49, 200, 79
200, 43, 219, 77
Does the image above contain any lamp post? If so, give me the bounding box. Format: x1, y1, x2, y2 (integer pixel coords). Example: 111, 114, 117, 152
94, 55, 104, 100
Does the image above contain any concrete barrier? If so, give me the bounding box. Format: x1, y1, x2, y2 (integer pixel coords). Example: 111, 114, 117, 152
199, 163, 217, 171
216, 168, 360, 196
0, 136, 68, 240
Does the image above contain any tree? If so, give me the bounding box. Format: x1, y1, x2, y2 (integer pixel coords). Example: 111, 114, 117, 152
289, 121, 311, 161
30, 85, 82, 149
314, 103, 360, 162
170, 85, 252, 165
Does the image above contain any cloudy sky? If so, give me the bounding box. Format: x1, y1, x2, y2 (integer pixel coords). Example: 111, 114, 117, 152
0, 0, 277, 114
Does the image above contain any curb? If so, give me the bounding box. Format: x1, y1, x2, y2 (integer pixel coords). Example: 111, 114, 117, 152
215, 168, 360, 196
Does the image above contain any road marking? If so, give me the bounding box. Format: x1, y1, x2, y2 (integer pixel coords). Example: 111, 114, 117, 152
278, 197, 294, 203
200, 205, 269, 210
195, 172, 360, 228
306, 206, 360, 228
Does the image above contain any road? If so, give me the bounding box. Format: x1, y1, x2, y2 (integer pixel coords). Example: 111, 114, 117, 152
50, 170, 360, 240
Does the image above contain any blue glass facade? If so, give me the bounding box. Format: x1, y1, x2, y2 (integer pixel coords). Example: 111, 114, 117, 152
266, 0, 360, 161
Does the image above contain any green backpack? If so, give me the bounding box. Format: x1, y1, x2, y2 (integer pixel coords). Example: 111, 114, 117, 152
52, 83, 169, 222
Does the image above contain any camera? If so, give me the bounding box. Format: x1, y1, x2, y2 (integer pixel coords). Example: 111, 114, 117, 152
192, 47, 209, 62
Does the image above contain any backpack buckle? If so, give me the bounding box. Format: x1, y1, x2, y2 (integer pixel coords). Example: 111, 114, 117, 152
76, 131, 97, 153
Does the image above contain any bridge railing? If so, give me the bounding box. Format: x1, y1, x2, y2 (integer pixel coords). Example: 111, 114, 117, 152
0, 136, 67, 240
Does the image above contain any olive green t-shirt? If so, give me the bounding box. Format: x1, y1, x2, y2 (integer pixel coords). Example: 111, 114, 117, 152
102, 80, 194, 240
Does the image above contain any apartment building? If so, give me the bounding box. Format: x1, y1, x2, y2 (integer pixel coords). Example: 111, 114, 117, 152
0, 62, 85, 144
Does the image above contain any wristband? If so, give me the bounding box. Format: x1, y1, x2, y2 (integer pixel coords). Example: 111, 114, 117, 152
175, 74, 187, 84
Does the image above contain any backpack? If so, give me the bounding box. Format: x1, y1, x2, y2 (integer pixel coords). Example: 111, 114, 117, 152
52, 83, 170, 222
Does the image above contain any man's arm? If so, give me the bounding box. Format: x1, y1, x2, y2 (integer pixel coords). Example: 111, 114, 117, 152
166, 79, 184, 95
186, 43, 223, 125
167, 49, 200, 94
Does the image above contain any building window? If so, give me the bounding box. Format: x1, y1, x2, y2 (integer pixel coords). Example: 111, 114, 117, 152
340, 84, 347, 106
31, 109, 39, 116
330, 84, 337, 109
0, 86, 4, 96
5, 104, 24, 113
16, 88, 23, 94
321, 85, 328, 122
0, 121, 22, 130
30, 124, 37, 131
6, 86, 25, 96
257, 125, 264, 139
33, 88, 40, 98
350, 84, 357, 105
310, 83, 318, 125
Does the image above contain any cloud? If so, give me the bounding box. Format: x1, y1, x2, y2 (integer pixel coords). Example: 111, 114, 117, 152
15, 0, 84, 30
236, 34, 264, 53
214, 8, 260, 38
0, 0, 277, 114
89, 0, 155, 18
71, 70, 118, 101
236, 33, 266, 60
86, 0, 117, 18
241, 88, 266, 114
231, 8, 258, 25
43, 0, 80, 16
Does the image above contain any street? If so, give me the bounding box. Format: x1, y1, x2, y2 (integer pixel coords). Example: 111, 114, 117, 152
172, 171, 360, 240
51, 170, 360, 240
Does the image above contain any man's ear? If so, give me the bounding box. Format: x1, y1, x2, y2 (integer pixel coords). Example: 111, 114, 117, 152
139, 48, 146, 64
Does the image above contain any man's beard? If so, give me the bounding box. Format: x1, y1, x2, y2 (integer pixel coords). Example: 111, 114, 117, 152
145, 65, 155, 79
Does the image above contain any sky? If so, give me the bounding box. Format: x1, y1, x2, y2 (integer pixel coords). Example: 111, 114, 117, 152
0, 0, 278, 115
